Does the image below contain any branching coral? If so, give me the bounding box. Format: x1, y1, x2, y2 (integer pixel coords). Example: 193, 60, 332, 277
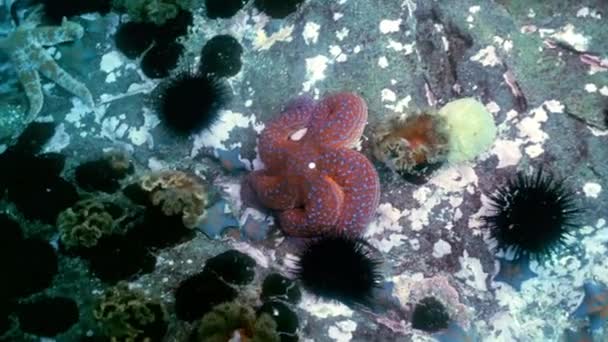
140, 170, 209, 228
57, 198, 124, 249
194, 301, 280, 342
93, 283, 168, 341
112, 0, 194, 25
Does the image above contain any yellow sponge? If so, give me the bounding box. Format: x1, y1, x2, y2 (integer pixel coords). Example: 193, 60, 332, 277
438, 98, 497, 162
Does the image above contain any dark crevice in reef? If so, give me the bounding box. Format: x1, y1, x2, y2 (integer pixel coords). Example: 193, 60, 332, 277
414, 5, 473, 105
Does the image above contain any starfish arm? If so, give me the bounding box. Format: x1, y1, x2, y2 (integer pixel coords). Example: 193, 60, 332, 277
318, 148, 380, 234
36, 51, 94, 107
245, 170, 300, 210
16, 68, 43, 118
30, 20, 84, 46
258, 96, 315, 169
307, 92, 368, 148
278, 174, 344, 237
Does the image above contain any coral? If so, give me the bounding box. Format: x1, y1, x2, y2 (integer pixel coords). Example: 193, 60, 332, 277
57, 199, 125, 250
140, 170, 209, 228
200, 34, 244, 77
204, 250, 257, 286
205, 0, 248, 19
411, 297, 450, 332
111, 0, 194, 25
0, 13, 94, 119
16, 296, 79, 337
94, 283, 168, 341
293, 234, 382, 305
194, 302, 280, 342
174, 271, 238, 322
241, 93, 380, 237
154, 70, 229, 134
437, 97, 497, 163
74, 150, 134, 193
372, 112, 449, 182
261, 273, 302, 304
254, 0, 304, 19
483, 169, 581, 260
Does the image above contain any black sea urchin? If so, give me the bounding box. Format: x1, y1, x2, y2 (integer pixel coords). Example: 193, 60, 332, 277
484, 169, 581, 260
155, 70, 229, 135
293, 235, 382, 305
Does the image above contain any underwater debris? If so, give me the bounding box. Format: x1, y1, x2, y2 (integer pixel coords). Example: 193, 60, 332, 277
141, 41, 185, 79
0, 15, 94, 119
483, 169, 581, 260
74, 150, 134, 193
194, 301, 281, 342
174, 270, 238, 322
204, 249, 257, 286
372, 112, 449, 183
254, 0, 304, 19
411, 296, 450, 333
57, 198, 124, 250
205, 0, 248, 19
16, 296, 79, 337
242, 93, 380, 237
139, 170, 209, 229
493, 254, 537, 291
94, 283, 168, 341
293, 234, 382, 306
200, 34, 244, 78
438, 97, 497, 163
261, 273, 302, 304
154, 70, 230, 134
111, 0, 194, 25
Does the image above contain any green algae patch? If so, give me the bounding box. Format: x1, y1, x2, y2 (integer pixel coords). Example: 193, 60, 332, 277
439, 98, 497, 163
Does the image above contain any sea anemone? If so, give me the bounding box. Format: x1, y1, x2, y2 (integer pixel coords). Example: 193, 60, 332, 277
194, 302, 280, 342
372, 112, 449, 183
293, 234, 382, 305
483, 169, 581, 260
154, 70, 230, 134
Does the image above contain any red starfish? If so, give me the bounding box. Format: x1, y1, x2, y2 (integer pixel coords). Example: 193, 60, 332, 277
242, 93, 380, 237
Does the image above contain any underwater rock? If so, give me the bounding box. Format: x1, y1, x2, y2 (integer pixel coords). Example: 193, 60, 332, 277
16, 296, 79, 337
493, 255, 537, 291
112, 0, 193, 25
